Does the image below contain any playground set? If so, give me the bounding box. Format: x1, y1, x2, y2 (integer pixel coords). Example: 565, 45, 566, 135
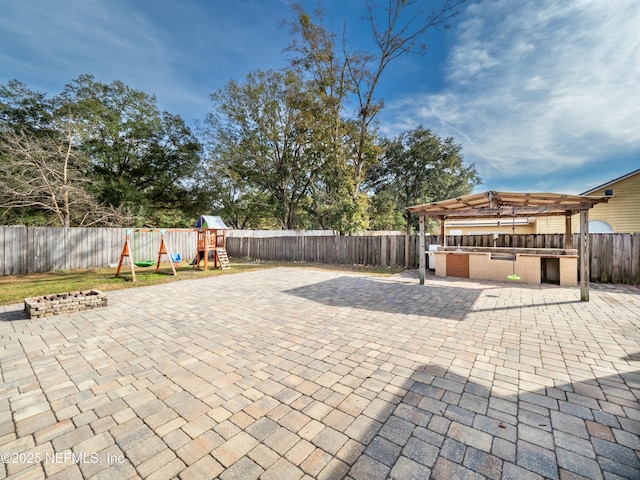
193, 215, 231, 271
115, 216, 230, 282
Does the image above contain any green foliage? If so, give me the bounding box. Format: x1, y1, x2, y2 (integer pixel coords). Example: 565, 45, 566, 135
368, 126, 481, 233
60, 75, 202, 223
206, 69, 326, 229
0, 209, 50, 227
280, 1, 467, 233
1, 0, 472, 231
203, 161, 276, 229
368, 189, 406, 231
0, 80, 55, 136
146, 208, 195, 228
0, 125, 128, 227
0, 75, 202, 227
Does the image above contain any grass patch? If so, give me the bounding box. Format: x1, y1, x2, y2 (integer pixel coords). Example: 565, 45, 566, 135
0, 259, 406, 306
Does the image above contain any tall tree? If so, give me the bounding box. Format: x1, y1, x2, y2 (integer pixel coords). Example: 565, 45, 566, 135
0, 120, 129, 227
60, 75, 201, 225
0, 80, 55, 136
1, 76, 203, 227
0, 79, 131, 226
368, 126, 481, 234
203, 155, 275, 229
206, 69, 324, 229
285, 0, 467, 230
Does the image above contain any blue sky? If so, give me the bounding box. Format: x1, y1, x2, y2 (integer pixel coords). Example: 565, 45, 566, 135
1, 0, 639, 194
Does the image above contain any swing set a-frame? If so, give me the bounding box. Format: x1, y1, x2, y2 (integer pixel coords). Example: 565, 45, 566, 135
115, 228, 179, 282
115, 217, 231, 282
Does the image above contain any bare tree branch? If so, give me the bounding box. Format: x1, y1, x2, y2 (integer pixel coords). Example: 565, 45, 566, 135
0, 125, 131, 226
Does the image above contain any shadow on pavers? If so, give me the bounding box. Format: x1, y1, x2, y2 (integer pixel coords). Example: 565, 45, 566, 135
622, 351, 640, 363
284, 275, 640, 321
284, 276, 493, 321
329, 364, 640, 480
0, 306, 28, 322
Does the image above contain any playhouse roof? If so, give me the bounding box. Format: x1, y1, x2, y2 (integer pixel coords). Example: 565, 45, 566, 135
196, 216, 229, 229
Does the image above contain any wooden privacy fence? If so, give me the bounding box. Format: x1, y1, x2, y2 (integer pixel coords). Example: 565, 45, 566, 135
227, 233, 640, 285
0, 226, 197, 276
227, 235, 418, 268
1, 227, 639, 284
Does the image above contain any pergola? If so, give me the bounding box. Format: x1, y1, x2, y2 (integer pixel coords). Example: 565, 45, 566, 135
407, 191, 610, 301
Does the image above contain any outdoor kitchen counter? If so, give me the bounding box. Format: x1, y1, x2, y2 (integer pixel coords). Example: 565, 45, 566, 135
433, 247, 578, 285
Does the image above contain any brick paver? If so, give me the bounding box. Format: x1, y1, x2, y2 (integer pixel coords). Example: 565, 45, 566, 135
1, 267, 639, 479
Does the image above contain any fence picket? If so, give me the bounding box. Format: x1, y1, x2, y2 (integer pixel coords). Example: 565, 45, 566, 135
601, 234, 612, 283
611, 234, 623, 283
621, 234, 632, 284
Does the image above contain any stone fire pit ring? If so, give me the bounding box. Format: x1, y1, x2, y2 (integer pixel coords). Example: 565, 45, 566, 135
24, 290, 108, 319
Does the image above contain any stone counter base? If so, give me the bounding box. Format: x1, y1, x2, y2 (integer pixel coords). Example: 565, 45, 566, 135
24, 290, 108, 318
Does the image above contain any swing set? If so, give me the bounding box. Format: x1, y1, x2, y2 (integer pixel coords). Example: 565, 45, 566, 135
115, 229, 179, 282
115, 217, 231, 282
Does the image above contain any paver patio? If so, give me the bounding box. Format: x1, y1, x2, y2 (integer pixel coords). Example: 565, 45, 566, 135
1, 267, 639, 479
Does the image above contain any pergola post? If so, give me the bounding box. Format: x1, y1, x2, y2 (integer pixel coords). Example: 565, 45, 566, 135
565, 212, 573, 249
440, 218, 446, 247
580, 208, 589, 301
419, 215, 425, 285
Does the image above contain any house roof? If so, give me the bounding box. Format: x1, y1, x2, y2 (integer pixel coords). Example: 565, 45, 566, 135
580, 168, 640, 195
407, 191, 609, 219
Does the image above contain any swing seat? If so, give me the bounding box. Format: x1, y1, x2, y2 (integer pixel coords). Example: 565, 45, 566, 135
170, 253, 182, 263
134, 260, 155, 267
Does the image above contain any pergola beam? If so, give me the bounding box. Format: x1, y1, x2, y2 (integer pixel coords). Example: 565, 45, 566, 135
408, 191, 608, 217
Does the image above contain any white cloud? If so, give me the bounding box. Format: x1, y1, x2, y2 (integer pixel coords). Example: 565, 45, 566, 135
0, 0, 179, 99
0, 0, 291, 123
384, 0, 640, 191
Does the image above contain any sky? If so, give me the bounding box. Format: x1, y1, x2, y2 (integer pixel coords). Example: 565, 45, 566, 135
1, 0, 639, 194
